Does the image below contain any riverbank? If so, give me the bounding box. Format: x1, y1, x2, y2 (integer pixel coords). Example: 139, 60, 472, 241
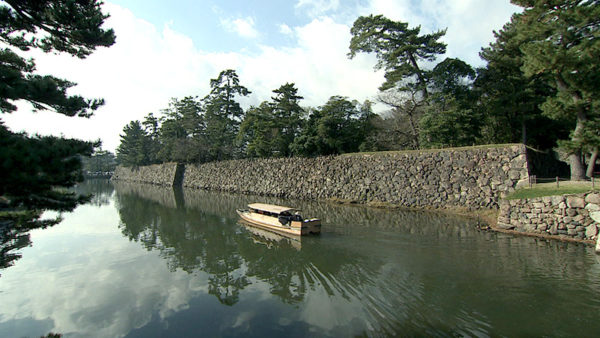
330, 197, 597, 247
110, 144, 600, 247
496, 190, 600, 246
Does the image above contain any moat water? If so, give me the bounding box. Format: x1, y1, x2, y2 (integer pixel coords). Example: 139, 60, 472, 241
1, 179, 600, 337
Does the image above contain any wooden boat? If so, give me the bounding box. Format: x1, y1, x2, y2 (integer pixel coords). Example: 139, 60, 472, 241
236, 203, 321, 236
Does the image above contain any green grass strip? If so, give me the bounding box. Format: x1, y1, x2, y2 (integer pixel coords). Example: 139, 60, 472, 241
505, 182, 599, 200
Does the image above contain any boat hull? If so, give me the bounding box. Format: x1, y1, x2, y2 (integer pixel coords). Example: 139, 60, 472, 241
236, 210, 321, 236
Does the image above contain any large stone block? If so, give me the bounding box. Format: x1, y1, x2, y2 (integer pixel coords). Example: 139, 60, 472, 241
590, 211, 600, 223
585, 193, 600, 204
566, 196, 585, 209
551, 195, 565, 204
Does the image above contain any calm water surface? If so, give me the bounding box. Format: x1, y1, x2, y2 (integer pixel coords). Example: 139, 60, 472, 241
1, 179, 600, 337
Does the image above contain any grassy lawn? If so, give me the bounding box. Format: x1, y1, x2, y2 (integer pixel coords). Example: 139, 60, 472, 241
505, 181, 600, 200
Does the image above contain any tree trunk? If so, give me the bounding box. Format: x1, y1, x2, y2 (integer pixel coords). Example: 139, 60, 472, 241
407, 52, 428, 99
568, 113, 587, 180
521, 117, 527, 145
406, 111, 420, 149
556, 75, 587, 180
569, 152, 586, 181
586, 148, 598, 178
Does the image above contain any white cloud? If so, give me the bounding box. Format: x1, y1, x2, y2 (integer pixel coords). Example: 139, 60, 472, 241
0, 1, 518, 153
220, 16, 259, 39
279, 23, 293, 35
0, 202, 211, 337
296, 0, 341, 17
2, 3, 218, 152
362, 0, 520, 66
237, 17, 383, 110
1, 3, 384, 152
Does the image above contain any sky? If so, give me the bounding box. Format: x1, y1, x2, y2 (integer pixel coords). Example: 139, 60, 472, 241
1, 0, 520, 152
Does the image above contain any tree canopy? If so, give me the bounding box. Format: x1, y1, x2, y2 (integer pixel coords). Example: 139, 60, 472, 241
348, 14, 446, 94
510, 0, 600, 180
115, 4, 600, 180
0, 0, 116, 117
0, 0, 115, 211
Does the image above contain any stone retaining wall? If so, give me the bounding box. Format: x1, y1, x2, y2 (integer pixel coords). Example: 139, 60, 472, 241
497, 192, 600, 241
181, 144, 529, 210
112, 145, 528, 210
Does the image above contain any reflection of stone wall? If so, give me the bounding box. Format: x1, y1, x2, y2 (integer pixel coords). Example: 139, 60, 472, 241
113, 181, 480, 239
497, 192, 600, 241
184, 145, 528, 210
112, 163, 183, 186
112, 181, 180, 209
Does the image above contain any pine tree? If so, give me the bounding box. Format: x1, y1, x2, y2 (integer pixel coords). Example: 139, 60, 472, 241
511, 0, 600, 179
0, 121, 96, 210
203, 69, 251, 161
348, 14, 446, 149
0, 0, 115, 116
290, 97, 375, 156
157, 97, 205, 163
348, 14, 446, 95
271, 83, 304, 156
116, 121, 150, 167
238, 102, 278, 158
0, 1, 115, 210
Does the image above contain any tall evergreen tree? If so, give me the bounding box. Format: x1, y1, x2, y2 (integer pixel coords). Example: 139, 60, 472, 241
238, 83, 304, 158
116, 121, 150, 167
420, 58, 481, 148
348, 14, 446, 95
0, 0, 115, 210
271, 83, 304, 156
511, 0, 600, 179
476, 15, 568, 149
291, 96, 375, 156
348, 14, 447, 150
203, 69, 251, 161
238, 102, 278, 158
157, 97, 206, 163
142, 112, 161, 164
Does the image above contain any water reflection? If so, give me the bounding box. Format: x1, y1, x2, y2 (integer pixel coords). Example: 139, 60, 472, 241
113, 181, 369, 308
112, 181, 600, 336
0, 213, 58, 273
73, 178, 115, 207
1, 180, 599, 337
0, 179, 114, 274
239, 221, 302, 250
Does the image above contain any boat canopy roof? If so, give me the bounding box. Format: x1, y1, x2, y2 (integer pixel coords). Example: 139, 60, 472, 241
248, 203, 296, 214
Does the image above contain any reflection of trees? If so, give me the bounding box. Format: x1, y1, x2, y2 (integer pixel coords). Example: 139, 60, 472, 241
73, 179, 115, 207
238, 234, 373, 305
0, 212, 60, 275
203, 231, 250, 306
113, 183, 370, 306
114, 185, 250, 305
113, 182, 600, 335
2, 179, 114, 275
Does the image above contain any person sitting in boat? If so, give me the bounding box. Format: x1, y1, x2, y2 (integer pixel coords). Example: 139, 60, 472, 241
278, 212, 291, 225
293, 212, 303, 222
